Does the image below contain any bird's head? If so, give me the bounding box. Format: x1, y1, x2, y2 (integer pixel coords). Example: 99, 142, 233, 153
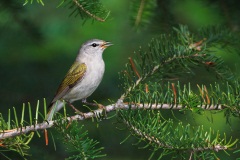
80, 39, 112, 57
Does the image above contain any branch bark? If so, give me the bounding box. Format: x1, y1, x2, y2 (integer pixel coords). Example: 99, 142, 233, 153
0, 100, 224, 139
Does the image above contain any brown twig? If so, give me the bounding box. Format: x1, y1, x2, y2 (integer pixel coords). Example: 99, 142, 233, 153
204, 85, 210, 104
72, 0, 107, 22
172, 83, 177, 104
44, 129, 48, 145
129, 57, 141, 79
189, 38, 206, 51
145, 83, 149, 93
197, 84, 206, 104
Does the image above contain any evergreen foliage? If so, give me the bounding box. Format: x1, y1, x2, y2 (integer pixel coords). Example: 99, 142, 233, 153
0, 101, 43, 159
54, 117, 105, 160
23, 0, 110, 22
0, 99, 105, 159
118, 109, 237, 159
120, 25, 237, 96
116, 25, 240, 159
0, 131, 33, 158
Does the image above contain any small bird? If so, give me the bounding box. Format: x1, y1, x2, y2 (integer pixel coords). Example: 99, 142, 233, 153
46, 39, 112, 121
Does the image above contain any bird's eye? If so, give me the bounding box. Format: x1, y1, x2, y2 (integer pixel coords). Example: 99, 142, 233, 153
91, 43, 98, 47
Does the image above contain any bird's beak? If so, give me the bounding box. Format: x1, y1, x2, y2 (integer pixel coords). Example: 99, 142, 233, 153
101, 41, 113, 49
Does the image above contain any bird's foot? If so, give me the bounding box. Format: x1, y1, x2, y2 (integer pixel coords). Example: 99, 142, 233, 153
95, 103, 107, 119
97, 103, 106, 110
82, 99, 107, 119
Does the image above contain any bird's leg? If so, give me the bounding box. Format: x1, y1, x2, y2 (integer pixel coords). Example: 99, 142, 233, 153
82, 99, 106, 109
82, 98, 98, 106
67, 101, 85, 117
82, 98, 87, 103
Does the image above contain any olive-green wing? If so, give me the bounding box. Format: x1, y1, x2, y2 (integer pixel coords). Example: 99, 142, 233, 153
51, 62, 87, 103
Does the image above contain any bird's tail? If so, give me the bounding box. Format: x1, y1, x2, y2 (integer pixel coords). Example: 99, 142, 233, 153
46, 100, 64, 121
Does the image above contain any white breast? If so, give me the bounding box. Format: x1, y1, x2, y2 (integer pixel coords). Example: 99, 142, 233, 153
63, 57, 105, 102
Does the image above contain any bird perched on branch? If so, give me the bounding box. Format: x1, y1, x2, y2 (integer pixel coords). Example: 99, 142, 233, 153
47, 39, 112, 121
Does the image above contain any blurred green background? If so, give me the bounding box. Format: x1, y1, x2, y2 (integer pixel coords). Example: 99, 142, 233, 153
0, 0, 240, 159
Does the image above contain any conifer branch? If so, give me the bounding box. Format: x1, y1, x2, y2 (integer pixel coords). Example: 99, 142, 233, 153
22, 0, 110, 22
120, 25, 238, 103
122, 118, 229, 152
118, 108, 238, 159
72, 0, 107, 22
0, 100, 232, 140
